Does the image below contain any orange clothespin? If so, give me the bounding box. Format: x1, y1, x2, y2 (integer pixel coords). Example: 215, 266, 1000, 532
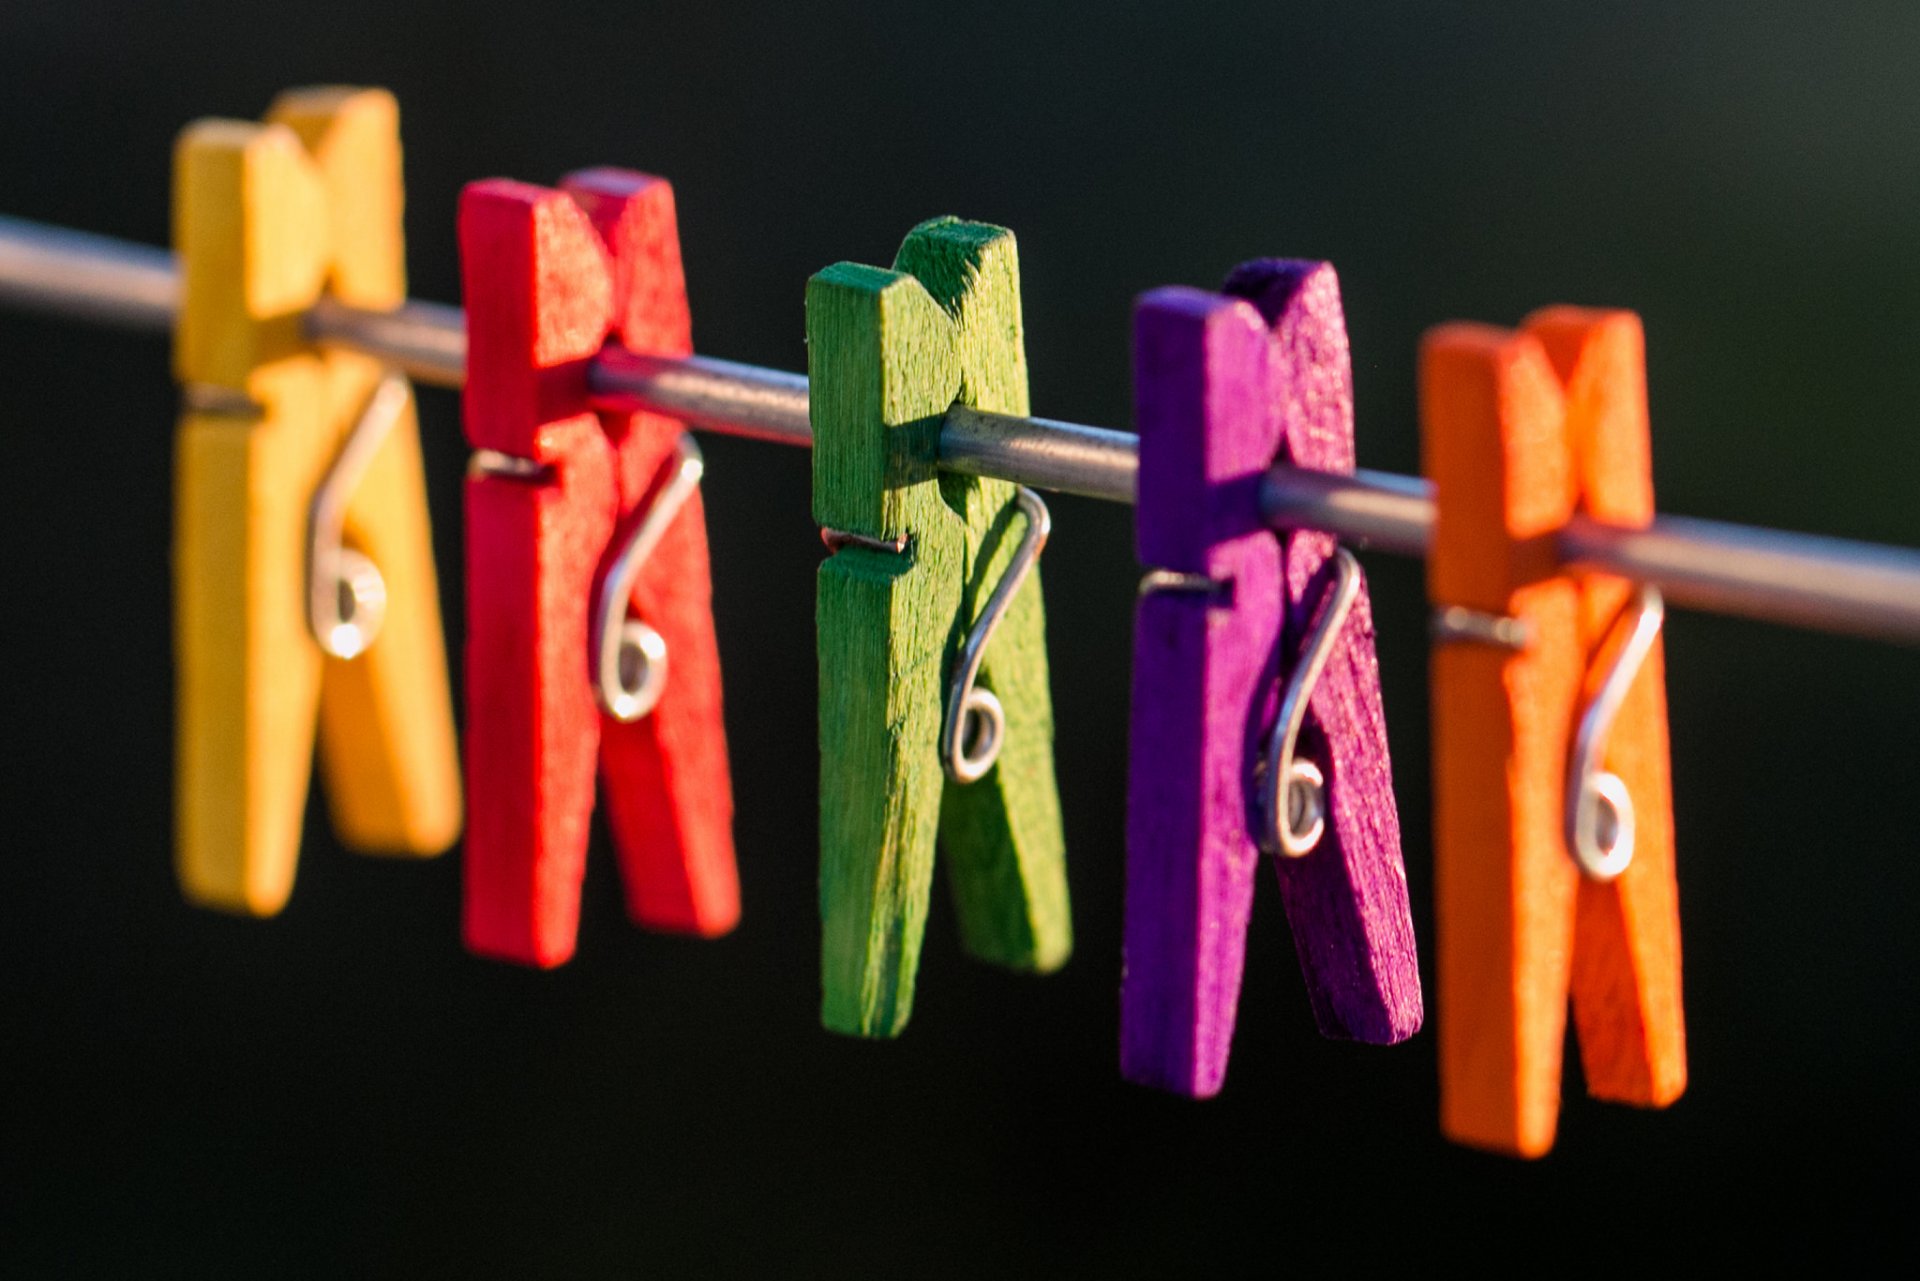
1421, 308, 1685, 1157
173, 87, 462, 914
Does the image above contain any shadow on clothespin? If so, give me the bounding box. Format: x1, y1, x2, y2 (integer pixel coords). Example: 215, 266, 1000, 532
172, 87, 461, 915
1423, 308, 1686, 1157
458, 170, 739, 968
1121, 262, 1421, 1099
808, 218, 1072, 1037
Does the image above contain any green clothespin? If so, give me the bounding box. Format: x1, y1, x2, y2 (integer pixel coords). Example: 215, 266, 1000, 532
808, 218, 1072, 1037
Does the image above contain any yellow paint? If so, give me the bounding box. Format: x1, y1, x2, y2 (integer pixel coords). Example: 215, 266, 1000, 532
314, 349, 462, 855
268, 87, 405, 309
174, 362, 330, 913
173, 89, 460, 916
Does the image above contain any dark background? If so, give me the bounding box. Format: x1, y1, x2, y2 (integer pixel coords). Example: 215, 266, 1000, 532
4, 1, 1918, 1271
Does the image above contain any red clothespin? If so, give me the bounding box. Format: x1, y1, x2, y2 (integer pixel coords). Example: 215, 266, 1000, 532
459, 169, 739, 966
1423, 308, 1685, 1157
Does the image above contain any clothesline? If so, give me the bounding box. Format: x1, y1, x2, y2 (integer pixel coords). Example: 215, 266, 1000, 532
3, 211, 1917, 645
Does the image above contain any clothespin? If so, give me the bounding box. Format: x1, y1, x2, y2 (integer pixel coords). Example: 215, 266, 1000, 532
172, 87, 461, 914
458, 169, 739, 967
1122, 262, 1421, 1097
807, 218, 1071, 1036
1423, 308, 1686, 1157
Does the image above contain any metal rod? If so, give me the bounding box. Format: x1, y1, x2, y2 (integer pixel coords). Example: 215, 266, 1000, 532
0, 215, 177, 331
4, 212, 1920, 644
591, 347, 810, 446
309, 296, 466, 389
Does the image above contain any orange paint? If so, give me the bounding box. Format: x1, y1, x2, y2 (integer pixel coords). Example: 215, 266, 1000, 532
1422, 311, 1685, 1158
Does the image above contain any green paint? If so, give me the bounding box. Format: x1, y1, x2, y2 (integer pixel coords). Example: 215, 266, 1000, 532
810, 220, 1072, 1038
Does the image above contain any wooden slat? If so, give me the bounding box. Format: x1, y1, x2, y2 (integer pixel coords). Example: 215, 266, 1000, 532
1225, 259, 1422, 1045
1424, 323, 1582, 1157
1527, 307, 1686, 1108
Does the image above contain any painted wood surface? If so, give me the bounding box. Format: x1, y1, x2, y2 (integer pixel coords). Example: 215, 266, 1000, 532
1122, 286, 1279, 1096
459, 172, 738, 968
1225, 261, 1421, 1045
1422, 309, 1684, 1158
272, 89, 462, 859
1122, 265, 1418, 1099
810, 219, 1070, 1038
1527, 308, 1686, 1109
172, 89, 459, 917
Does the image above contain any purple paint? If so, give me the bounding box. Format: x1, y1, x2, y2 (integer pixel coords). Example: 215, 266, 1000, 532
1123, 289, 1279, 1097
1121, 267, 1420, 1100
1225, 259, 1422, 1046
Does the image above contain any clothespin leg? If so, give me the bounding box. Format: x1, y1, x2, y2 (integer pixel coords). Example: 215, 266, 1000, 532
811, 262, 963, 1036
936, 482, 1072, 972
563, 166, 740, 939
315, 363, 463, 853
175, 367, 330, 914
274, 87, 462, 857
819, 540, 959, 1034
1120, 290, 1278, 1096
462, 423, 619, 966
1424, 327, 1584, 1157
1526, 308, 1686, 1108
172, 121, 332, 915
596, 439, 741, 936
1223, 259, 1423, 1044
898, 221, 1071, 974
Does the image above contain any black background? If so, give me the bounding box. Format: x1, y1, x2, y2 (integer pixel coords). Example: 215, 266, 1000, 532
4, 1, 1918, 1272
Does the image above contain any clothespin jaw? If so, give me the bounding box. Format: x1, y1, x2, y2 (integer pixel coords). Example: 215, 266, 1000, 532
1122, 262, 1418, 1099
172, 88, 461, 916
458, 169, 738, 969
809, 218, 1071, 1038
1423, 309, 1684, 1158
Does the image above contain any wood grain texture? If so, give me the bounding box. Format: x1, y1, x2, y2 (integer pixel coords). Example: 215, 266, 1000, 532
1122, 267, 1419, 1098
566, 169, 739, 938
172, 90, 459, 916
464, 422, 617, 966
810, 219, 1070, 1038
1425, 324, 1581, 1159
1224, 260, 1422, 1045
458, 174, 738, 968
1526, 308, 1685, 1108
1422, 310, 1684, 1158
1122, 287, 1278, 1096
895, 222, 1070, 978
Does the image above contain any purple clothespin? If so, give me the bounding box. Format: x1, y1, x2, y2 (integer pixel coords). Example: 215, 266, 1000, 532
1121, 261, 1421, 1098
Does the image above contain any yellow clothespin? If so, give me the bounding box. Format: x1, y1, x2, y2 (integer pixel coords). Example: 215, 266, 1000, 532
173, 87, 461, 914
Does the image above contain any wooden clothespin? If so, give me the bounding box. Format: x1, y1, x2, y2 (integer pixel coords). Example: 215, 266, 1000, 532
1423, 308, 1686, 1157
459, 169, 739, 967
1122, 262, 1421, 1097
807, 218, 1071, 1037
173, 87, 461, 914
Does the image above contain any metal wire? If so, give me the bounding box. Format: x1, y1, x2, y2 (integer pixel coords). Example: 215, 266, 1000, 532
307, 371, 411, 660
4, 213, 1920, 645
1566, 588, 1667, 883
941, 487, 1051, 784
591, 435, 706, 723
1261, 548, 1363, 859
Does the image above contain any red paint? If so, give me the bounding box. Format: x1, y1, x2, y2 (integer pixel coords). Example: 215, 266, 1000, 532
459, 172, 739, 967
